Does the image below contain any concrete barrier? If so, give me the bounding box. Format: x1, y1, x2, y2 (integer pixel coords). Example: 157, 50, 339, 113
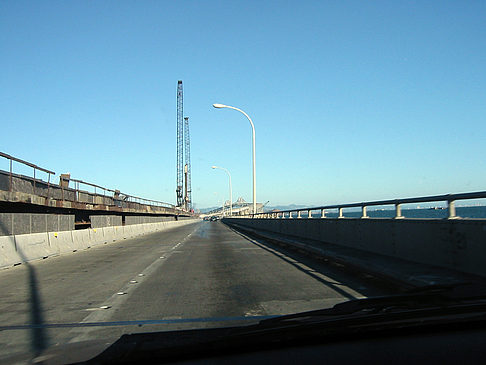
89, 228, 107, 246
102, 226, 116, 243
0, 219, 200, 269
72, 230, 91, 250
0, 235, 20, 268
15, 232, 57, 262
48, 231, 75, 254
224, 218, 486, 278
113, 226, 125, 240
130, 225, 142, 237
122, 225, 134, 239
143, 223, 151, 234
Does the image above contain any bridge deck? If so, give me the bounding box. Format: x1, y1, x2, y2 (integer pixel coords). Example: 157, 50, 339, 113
0, 220, 394, 361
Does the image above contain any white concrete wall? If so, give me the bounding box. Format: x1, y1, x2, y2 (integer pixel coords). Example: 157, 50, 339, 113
224, 218, 486, 278
0, 219, 200, 269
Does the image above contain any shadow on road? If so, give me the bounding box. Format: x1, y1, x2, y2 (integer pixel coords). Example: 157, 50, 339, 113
225, 224, 398, 300
0, 219, 48, 359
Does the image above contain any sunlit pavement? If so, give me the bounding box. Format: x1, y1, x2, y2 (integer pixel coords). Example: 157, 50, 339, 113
0, 221, 392, 361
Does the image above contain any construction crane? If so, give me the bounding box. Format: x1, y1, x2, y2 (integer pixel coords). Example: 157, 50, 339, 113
184, 117, 192, 211
176, 81, 184, 207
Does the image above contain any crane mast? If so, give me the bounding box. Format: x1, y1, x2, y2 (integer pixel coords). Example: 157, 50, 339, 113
176, 81, 184, 207
184, 117, 192, 211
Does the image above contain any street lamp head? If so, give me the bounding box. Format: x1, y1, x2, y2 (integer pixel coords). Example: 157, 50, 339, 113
212, 103, 227, 109
211, 166, 217, 169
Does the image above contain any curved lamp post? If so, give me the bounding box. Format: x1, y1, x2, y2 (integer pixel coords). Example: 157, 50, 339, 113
212, 165, 233, 216
212, 103, 256, 214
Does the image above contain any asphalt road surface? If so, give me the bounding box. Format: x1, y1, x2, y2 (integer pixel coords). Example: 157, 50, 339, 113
0, 220, 394, 362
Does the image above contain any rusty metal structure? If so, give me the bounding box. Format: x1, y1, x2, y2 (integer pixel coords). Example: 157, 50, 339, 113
0, 152, 186, 221
0, 151, 55, 196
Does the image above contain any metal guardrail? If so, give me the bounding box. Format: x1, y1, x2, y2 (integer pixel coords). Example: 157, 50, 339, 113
246, 191, 486, 220
0, 151, 55, 196
1, 152, 176, 211
68, 178, 175, 209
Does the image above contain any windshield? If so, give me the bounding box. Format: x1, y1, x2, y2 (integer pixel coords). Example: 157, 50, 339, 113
1, 1, 486, 363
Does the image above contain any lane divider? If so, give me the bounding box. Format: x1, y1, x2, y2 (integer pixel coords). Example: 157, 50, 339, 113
68, 222, 201, 343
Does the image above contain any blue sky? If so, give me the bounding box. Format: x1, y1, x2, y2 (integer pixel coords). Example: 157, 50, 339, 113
1, 1, 485, 209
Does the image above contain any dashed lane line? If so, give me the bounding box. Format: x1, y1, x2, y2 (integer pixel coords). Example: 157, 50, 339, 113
67, 224, 200, 343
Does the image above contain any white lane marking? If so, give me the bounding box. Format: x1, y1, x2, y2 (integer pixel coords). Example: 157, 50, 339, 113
85, 306, 112, 311
68, 224, 200, 343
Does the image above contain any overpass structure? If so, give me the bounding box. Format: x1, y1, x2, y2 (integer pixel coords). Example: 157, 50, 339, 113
0, 152, 192, 235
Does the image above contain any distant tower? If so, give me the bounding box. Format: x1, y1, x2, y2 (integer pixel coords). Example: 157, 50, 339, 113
176, 81, 184, 207
184, 117, 192, 211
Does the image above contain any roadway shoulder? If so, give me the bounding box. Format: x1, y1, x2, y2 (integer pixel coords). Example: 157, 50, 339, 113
223, 221, 486, 290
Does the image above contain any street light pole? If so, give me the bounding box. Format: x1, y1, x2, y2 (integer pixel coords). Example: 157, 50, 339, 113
213, 103, 256, 214
212, 165, 233, 216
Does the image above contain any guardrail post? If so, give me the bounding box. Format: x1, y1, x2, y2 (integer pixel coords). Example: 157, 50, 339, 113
338, 207, 344, 218
47, 172, 51, 201
33, 167, 36, 195
321, 209, 326, 218
308, 210, 312, 218
395, 203, 404, 219
297, 211, 301, 219
9, 159, 12, 192
448, 200, 458, 219
361, 205, 369, 219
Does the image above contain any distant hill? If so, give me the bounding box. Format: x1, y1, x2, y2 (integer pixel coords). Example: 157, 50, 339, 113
264, 204, 307, 212
198, 206, 219, 214
199, 204, 308, 214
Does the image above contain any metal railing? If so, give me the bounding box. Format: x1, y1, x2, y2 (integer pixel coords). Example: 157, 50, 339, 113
245, 191, 486, 220
67, 178, 175, 209
0, 151, 55, 197
1, 152, 176, 211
